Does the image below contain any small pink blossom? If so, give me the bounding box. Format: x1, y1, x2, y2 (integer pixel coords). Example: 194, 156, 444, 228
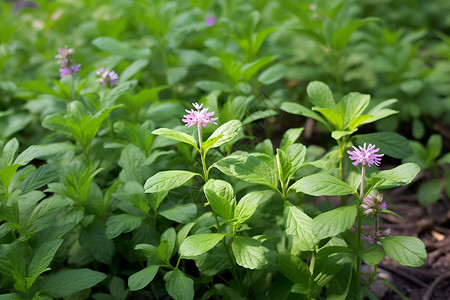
205, 16, 216, 26
182, 102, 218, 128
348, 143, 384, 167
96, 68, 119, 87
360, 193, 387, 216
55, 46, 80, 78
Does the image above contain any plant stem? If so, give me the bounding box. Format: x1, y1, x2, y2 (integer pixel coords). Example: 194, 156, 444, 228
355, 165, 365, 298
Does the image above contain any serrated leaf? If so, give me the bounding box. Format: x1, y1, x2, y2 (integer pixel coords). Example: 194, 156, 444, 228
19, 164, 59, 194
179, 233, 226, 258
144, 170, 200, 193
291, 174, 355, 196
285, 143, 307, 177
312, 205, 357, 240
128, 265, 160, 291
40, 269, 107, 298
152, 128, 198, 149
284, 202, 318, 251
164, 269, 194, 300
382, 236, 426, 267
204, 120, 242, 151
106, 214, 143, 239
232, 236, 267, 269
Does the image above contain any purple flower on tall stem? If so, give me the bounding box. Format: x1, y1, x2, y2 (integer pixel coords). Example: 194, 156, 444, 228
347, 143, 384, 167
55, 46, 81, 78
96, 68, 119, 87
182, 102, 218, 128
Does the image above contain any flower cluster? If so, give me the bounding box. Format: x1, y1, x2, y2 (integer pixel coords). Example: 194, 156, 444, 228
360, 193, 387, 216
348, 143, 384, 167
55, 46, 81, 78
96, 68, 119, 87
182, 102, 218, 128
205, 16, 216, 26
362, 228, 391, 246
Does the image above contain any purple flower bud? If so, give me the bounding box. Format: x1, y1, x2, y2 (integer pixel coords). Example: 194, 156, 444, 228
360, 193, 387, 216
96, 68, 119, 87
55, 46, 80, 78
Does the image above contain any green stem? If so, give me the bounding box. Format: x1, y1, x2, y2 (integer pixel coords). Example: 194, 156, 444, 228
355, 165, 366, 298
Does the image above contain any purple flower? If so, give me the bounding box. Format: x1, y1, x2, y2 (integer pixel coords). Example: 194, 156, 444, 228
96, 68, 119, 87
59, 64, 81, 77
182, 102, 218, 128
360, 193, 387, 216
55, 46, 81, 78
362, 228, 391, 246
205, 16, 216, 26
348, 143, 384, 167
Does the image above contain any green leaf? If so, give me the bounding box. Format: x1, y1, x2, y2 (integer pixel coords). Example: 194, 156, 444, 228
160, 227, 176, 261
361, 99, 398, 125
426, 134, 442, 160
19, 164, 59, 194
242, 109, 277, 125
92, 37, 150, 59
331, 17, 378, 50
280, 128, 304, 151
179, 233, 226, 258
79, 221, 115, 264
284, 202, 319, 251
120, 59, 149, 82
348, 115, 373, 130
203, 120, 242, 151
214, 153, 278, 190
361, 245, 385, 266
144, 170, 200, 193
417, 179, 441, 206
280, 102, 327, 125
0, 138, 19, 168
382, 236, 426, 267
285, 143, 307, 178
159, 203, 197, 224
331, 129, 357, 140
307, 81, 335, 109
135, 244, 160, 262
276, 149, 292, 184
312, 205, 357, 240
128, 265, 160, 291
369, 163, 420, 189
40, 268, 107, 298
0, 294, 23, 300
291, 174, 355, 196
257, 63, 287, 85
234, 190, 275, 224
152, 128, 198, 149
353, 132, 412, 159
195, 80, 233, 93
276, 251, 310, 290
313, 108, 343, 130
164, 269, 194, 300
232, 236, 267, 269
106, 214, 143, 239
203, 179, 235, 221
338, 92, 370, 129
14, 145, 40, 166
242, 56, 276, 82
27, 239, 64, 287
